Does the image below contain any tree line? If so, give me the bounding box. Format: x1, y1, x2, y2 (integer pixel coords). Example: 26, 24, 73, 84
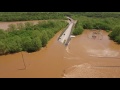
1, 12, 120, 22
0, 12, 70, 21
0, 20, 68, 55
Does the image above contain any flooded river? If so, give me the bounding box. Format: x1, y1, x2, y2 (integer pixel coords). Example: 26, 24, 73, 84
0, 21, 120, 78
0, 20, 40, 30
63, 30, 120, 78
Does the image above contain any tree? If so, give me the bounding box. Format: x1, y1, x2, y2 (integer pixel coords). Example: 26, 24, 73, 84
0, 29, 7, 39
0, 41, 6, 55
115, 35, 120, 44
109, 25, 120, 40
41, 30, 49, 47
7, 24, 17, 31
17, 23, 24, 30
31, 30, 41, 39
4, 36, 22, 53
82, 20, 93, 29
46, 30, 54, 39
73, 26, 83, 35
31, 37, 42, 51
21, 36, 33, 52
24, 22, 34, 30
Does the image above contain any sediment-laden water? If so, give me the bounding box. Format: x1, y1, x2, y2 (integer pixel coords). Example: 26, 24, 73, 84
0, 21, 120, 78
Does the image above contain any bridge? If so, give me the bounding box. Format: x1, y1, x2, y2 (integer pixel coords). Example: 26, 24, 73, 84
58, 17, 75, 46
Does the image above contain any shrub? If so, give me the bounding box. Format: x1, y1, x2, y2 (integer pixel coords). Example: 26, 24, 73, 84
109, 25, 120, 40
82, 20, 93, 29
4, 36, 22, 53
7, 24, 17, 31
0, 20, 67, 55
0, 29, 7, 39
41, 30, 49, 47
0, 41, 6, 55
73, 26, 83, 35
115, 35, 120, 44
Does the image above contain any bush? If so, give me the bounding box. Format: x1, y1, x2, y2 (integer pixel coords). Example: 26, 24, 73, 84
115, 35, 120, 44
73, 26, 83, 35
24, 22, 34, 30
0, 20, 67, 55
109, 26, 120, 40
21, 36, 33, 52
46, 30, 54, 39
82, 20, 93, 29
7, 24, 17, 31
109, 26, 120, 44
17, 23, 24, 30
4, 36, 22, 53
41, 30, 49, 47
0, 41, 6, 55
31, 37, 42, 51
0, 29, 7, 39
93, 22, 111, 30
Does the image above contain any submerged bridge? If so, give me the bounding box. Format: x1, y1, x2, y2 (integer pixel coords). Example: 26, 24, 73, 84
58, 17, 75, 46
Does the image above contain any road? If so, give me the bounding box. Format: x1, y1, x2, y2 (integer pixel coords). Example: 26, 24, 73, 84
58, 17, 74, 45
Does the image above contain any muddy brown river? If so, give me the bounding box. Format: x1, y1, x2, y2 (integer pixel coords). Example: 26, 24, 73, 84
0, 20, 40, 30
0, 21, 120, 78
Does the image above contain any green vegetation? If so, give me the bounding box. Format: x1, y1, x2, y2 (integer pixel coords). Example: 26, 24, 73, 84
0, 20, 68, 55
0, 12, 70, 21
70, 12, 120, 44
70, 12, 120, 18
72, 16, 114, 35
0, 12, 120, 55
109, 26, 120, 44
73, 20, 83, 35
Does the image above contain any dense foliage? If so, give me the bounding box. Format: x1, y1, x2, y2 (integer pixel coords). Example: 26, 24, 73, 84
0, 12, 69, 21
109, 26, 120, 44
72, 20, 83, 35
0, 20, 68, 55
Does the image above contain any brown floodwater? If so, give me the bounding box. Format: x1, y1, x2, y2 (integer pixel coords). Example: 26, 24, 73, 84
0, 24, 120, 78
0, 20, 41, 30
0, 20, 67, 30
0, 29, 65, 78
63, 30, 120, 78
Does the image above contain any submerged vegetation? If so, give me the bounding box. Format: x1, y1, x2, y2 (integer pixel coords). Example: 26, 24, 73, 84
0, 20, 68, 55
